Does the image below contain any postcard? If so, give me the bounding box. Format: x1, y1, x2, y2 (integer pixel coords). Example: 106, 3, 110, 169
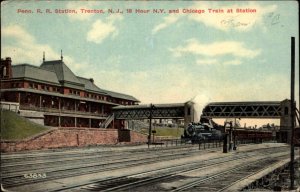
1, 0, 299, 191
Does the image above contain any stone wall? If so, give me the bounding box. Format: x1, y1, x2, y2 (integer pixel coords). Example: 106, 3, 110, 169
1, 128, 148, 152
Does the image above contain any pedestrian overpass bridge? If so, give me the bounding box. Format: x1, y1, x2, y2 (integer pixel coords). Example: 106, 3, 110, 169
112, 99, 293, 122
111, 99, 297, 130
201, 101, 283, 119
111, 99, 296, 143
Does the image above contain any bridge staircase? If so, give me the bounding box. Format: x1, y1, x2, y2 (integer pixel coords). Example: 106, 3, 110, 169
296, 108, 300, 125
100, 114, 114, 128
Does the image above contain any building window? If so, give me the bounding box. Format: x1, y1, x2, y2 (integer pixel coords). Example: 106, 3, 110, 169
12, 83, 19, 88
2, 66, 7, 77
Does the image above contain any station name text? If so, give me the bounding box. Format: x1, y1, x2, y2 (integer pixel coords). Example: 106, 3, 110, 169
16, 8, 257, 15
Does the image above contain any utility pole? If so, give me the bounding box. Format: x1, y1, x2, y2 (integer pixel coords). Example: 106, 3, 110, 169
148, 104, 155, 148
290, 36, 295, 190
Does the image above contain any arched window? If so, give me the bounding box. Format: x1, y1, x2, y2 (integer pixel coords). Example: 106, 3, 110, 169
3, 66, 7, 76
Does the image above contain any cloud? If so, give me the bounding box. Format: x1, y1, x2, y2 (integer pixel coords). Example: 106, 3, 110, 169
1, 25, 86, 72
1, 25, 58, 64
86, 63, 198, 104
2, 25, 34, 43
223, 59, 242, 65
171, 39, 261, 59
152, 2, 277, 33
87, 20, 116, 44
86, 15, 123, 44
66, 1, 123, 44
152, 14, 181, 34
196, 59, 218, 65
107, 14, 124, 23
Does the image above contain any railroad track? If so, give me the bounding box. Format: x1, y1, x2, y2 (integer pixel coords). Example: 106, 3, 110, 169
1, 144, 196, 164
171, 157, 284, 192
48, 148, 290, 192
2, 144, 290, 191
2, 145, 203, 172
2, 145, 218, 188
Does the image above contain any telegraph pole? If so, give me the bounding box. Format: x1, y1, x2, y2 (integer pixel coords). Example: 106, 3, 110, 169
148, 104, 154, 148
290, 36, 295, 190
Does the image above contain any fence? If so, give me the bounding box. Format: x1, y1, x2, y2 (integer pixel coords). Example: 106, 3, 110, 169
150, 138, 223, 150
0, 101, 19, 112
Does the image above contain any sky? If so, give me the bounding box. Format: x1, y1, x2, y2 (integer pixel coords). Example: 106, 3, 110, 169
1, 0, 299, 125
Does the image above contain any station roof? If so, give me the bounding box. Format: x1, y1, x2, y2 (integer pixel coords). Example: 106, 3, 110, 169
12, 64, 60, 85
77, 76, 108, 95
9, 59, 139, 102
40, 60, 84, 89
104, 90, 140, 102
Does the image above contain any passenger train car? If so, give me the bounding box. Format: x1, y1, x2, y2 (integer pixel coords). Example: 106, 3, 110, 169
182, 118, 273, 143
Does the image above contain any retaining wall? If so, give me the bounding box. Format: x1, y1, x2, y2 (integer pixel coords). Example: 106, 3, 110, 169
1, 128, 148, 152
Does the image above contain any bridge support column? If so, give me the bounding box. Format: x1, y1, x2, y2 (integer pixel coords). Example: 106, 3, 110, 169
279, 99, 292, 143
223, 133, 228, 153
184, 101, 195, 128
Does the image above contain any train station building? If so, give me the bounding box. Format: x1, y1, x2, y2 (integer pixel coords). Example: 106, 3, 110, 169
0, 56, 139, 129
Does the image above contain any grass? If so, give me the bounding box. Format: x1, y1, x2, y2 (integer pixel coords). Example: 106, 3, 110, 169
0, 110, 49, 140
140, 127, 184, 138
0, 109, 184, 140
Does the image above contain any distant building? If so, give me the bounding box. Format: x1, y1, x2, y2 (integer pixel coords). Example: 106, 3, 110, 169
0, 56, 139, 128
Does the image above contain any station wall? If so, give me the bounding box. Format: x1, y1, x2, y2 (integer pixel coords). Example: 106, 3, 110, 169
1, 128, 148, 152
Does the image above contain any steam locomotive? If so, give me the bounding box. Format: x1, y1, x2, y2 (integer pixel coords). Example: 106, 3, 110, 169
182, 117, 274, 143
182, 118, 223, 142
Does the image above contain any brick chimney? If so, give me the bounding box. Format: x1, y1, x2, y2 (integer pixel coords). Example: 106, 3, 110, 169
0, 57, 13, 79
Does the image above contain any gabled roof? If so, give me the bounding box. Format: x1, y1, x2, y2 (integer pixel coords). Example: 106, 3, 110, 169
77, 76, 139, 102
103, 89, 140, 102
40, 60, 84, 89
77, 76, 108, 95
9, 59, 139, 102
12, 64, 60, 85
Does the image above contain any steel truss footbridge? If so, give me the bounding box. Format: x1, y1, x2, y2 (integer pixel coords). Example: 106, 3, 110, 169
201, 101, 282, 119
113, 103, 192, 120
112, 99, 297, 128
